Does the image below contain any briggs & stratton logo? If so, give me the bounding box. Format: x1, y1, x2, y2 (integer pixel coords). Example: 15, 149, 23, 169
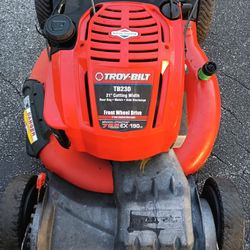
111, 28, 139, 39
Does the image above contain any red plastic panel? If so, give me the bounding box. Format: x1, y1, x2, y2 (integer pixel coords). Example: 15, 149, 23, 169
175, 22, 221, 175
40, 136, 113, 193
41, 2, 185, 161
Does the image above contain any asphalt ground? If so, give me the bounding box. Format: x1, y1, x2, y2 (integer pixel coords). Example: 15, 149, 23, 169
0, 0, 249, 249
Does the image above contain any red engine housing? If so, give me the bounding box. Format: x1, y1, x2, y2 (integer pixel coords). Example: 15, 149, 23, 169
42, 3, 185, 161
30, 2, 221, 193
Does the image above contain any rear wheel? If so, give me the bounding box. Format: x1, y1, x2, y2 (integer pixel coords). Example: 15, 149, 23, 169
196, 0, 216, 44
0, 174, 38, 250
34, 0, 53, 29
201, 177, 245, 250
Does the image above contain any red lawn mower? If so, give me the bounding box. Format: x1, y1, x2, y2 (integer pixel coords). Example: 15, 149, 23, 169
0, 0, 245, 249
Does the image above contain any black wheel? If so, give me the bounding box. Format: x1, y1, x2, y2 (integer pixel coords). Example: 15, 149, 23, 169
196, 0, 216, 44
201, 177, 245, 250
34, 0, 53, 29
0, 174, 38, 250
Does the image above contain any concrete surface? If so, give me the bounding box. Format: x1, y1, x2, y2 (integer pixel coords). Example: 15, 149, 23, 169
0, 0, 249, 248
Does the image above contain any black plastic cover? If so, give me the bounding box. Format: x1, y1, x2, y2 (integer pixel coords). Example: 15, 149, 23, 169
161, 1, 181, 20
202, 62, 217, 76
22, 80, 51, 157
44, 14, 76, 44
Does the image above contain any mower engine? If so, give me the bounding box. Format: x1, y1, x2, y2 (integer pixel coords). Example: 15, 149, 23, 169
0, 1, 245, 250
37, 2, 186, 161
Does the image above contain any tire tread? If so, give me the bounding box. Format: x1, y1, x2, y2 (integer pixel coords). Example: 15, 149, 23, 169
197, 0, 216, 44
202, 177, 245, 250
34, 0, 52, 29
0, 175, 36, 249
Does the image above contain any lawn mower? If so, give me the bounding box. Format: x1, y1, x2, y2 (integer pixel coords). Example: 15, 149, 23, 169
0, 0, 245, 249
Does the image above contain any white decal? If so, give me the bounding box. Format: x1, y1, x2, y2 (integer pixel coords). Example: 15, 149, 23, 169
23, 95, 31, 109
95, 73, 151, 81
24, 107, 38, 144
23, 96, 38, 144
95, 72, 104, 81
111, 28, 139, 39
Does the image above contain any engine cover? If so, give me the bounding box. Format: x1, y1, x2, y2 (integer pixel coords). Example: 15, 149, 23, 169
43, 2, 185, 161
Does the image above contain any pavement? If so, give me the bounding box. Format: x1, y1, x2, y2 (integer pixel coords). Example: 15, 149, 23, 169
0, 0, 249, 249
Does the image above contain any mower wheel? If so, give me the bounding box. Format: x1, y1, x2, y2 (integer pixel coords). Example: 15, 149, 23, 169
34, 0, 53, 29
201, 177, 245, 250
0, 174, 38, 250
196, 0, 216, 44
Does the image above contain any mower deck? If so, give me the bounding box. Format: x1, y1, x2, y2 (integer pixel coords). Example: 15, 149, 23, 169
29, 151, 216, 249
30, 174, 116, 250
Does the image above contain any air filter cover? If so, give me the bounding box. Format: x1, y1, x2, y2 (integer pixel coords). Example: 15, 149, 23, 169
44, 14, 75, 43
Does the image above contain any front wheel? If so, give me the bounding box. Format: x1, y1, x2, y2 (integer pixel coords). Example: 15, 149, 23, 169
201, 177, 245, 250
0, 174, 38, 249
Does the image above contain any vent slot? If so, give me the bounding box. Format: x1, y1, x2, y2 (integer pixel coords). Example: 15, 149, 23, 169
92, 30, 109, 35
129, 15, 152, 20
129, 49, 158, 53
85, 73, 93, 127
91, 39, 120, 44
91, 47, 120, 53
129, 40, 158, 44
129, 9, 146, 13
85, 20, 90, 40
129, 23, 157, 28
141, 31, 158, 36
91, 57, 120, 62
105, 8, 122, 12
153, 74, 163, 128
93, 22, 120, 28
129, 58, 158, 63
99, 14, 121, 20
161, 26, 165, 42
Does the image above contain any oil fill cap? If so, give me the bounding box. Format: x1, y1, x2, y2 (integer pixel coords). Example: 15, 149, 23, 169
44, 14, 75, 44
161, 2, 181, 20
